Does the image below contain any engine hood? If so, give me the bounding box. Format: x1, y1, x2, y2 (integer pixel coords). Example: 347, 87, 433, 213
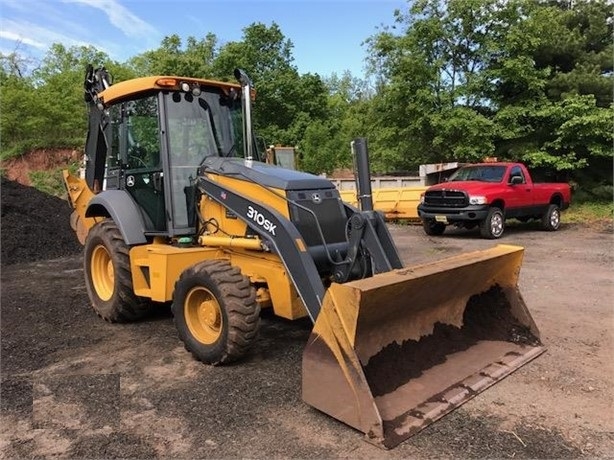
200, 157, 335, 191
427, 181, 504, 195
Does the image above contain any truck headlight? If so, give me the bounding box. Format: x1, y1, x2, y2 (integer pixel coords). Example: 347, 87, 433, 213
469, 195, 487, 205
419, 193, 425, 204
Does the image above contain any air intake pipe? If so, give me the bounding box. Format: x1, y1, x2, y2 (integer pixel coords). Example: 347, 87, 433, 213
234, 68, 254, 162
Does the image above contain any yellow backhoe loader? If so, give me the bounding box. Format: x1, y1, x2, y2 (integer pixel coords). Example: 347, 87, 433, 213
64, 65, 545, 448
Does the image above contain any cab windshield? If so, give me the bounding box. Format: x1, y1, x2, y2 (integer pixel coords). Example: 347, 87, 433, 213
164, 88, 243, 163
449, 165, 506, 183
164, 87, 245, 230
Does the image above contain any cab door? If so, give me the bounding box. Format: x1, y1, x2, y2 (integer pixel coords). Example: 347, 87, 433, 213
116, 95, 167, 232
159, 90, 223, 237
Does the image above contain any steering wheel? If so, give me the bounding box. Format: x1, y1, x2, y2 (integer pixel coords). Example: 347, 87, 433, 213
129, 155, 148, 167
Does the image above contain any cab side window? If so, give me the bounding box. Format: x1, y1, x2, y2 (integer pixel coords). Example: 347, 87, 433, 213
125, 96, 160, 169
116, 95, 166, 231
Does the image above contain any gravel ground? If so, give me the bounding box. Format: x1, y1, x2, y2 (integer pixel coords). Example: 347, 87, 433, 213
1, 178, 613, 459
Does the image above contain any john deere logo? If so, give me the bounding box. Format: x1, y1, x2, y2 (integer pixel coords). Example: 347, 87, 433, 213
311, 193, 322, 204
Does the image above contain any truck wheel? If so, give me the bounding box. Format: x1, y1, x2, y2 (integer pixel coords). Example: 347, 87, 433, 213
84, 219, 151, 322
480, 207, 505, 239
172, 260, 260, 365
422, 219, 446, 236
541, 204, 561, 231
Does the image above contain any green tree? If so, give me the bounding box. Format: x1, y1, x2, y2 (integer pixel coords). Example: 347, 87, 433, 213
365, 0, 511, 170
0, 59, 37, 157
300, 71, 374, 174
1, 44, 121, 157
489, 0, 613, 197
128, 33, 219, 77
212, 22, 331, 152
365, 0, 612, 193
32, 45, 111, 147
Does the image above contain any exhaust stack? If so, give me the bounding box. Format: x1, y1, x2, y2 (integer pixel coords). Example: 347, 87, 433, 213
351, 138, 374, 212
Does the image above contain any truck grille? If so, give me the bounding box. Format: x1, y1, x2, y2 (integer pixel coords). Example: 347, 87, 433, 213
424, 190, 468, 208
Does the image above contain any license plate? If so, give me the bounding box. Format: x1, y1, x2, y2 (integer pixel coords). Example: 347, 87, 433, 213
435, 215, 448, 224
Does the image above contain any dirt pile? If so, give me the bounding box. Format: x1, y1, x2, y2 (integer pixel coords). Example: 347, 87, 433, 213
1, 177, 82, 265
1, 149, 80, 186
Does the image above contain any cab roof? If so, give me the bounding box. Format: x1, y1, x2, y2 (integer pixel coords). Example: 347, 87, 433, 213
98, 76, 242, 105
464, 162, 517, 167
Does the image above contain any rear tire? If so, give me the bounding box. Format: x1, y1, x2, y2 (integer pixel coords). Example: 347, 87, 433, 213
480, 207, 505, 239
172, 260, 260, 365
541, 204, 561, 231
84, 219, 150, 322
422, 219, 446, 236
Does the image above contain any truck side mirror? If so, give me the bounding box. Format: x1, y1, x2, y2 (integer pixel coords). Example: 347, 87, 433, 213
510, 176, 523, 185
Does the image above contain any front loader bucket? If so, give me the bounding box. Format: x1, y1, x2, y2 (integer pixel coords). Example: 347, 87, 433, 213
302, 244, 545, 449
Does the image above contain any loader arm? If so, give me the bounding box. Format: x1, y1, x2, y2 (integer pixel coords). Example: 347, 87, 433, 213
335, 207, 402, 282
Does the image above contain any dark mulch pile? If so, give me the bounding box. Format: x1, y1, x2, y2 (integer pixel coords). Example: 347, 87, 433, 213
1, 177, 82, 265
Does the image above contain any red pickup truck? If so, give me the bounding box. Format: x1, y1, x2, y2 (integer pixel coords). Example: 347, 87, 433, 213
417, 162, 572, 239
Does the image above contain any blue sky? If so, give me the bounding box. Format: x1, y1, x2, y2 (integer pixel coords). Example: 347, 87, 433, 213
0, 0, 407, 77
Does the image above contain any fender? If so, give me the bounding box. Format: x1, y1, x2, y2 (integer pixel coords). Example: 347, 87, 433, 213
550, 192, 568, 209
85, 190, 148, 245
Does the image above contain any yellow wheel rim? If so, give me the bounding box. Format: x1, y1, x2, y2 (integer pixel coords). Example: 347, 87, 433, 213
91, 244, 114, 301
184, 287, 223, 344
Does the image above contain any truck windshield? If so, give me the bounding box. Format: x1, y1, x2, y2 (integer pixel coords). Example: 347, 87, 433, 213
449, 165, 506, 183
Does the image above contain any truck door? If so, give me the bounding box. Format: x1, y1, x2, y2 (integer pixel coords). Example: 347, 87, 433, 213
506, 164, 532, 217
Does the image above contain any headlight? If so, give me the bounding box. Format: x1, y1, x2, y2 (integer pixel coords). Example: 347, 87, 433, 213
469, 195, 487, 205
419, 193, 425, 204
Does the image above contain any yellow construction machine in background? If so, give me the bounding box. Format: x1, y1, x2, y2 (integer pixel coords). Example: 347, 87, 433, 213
338, 186, 426, 221
64, 66, 545, 448
265, 144, 299, 170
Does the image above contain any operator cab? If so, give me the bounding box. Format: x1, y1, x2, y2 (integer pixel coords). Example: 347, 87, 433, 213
101, 82, 252, 237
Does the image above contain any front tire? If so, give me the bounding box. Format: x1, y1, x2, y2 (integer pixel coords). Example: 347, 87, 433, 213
422, 219, 446, 236
172, 260, 260, 365
480, 207, 505, 239
541, 204, 561, 231
84, 219, 150, 322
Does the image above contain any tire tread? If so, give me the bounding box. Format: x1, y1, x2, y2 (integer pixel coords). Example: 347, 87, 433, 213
172, 260, 259, 365
85, 219, 150, 323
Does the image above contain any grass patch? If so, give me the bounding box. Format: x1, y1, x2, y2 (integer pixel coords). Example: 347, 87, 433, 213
29, 163, 80, 198
564, 201, 613, 224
